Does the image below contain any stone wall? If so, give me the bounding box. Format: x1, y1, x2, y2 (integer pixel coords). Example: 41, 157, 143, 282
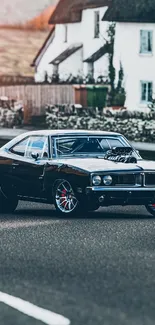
45, 105, 155, 143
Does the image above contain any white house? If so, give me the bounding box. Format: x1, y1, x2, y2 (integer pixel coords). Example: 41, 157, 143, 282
33, 0, 155, 111
32, 0, 111, 83
103, 0, 155, 111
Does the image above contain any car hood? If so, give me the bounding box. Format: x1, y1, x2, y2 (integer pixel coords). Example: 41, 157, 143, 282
54, 158, 155, 173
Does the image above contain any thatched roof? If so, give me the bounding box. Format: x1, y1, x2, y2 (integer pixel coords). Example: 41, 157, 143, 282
0, 28, 49, 76
49, 0, 110, 24
31, 26, 55, 67
103, 0, 155, 22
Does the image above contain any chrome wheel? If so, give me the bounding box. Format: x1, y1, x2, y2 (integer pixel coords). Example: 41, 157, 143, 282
55, 180, 78, 214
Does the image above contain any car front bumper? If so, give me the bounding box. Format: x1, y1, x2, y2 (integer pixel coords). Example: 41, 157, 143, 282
85, 186, 155, 205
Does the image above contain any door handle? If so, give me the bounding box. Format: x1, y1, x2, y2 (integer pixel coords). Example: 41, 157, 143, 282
12, 163, 19, 168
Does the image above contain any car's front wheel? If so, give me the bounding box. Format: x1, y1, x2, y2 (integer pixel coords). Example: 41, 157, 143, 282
54, 180, 79, 215
145, 204, 155, 217
0, 187, 18, 213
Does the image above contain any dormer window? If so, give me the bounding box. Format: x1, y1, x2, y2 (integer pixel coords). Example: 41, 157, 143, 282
140, 30, 153, 54
64, 24, 68, 43
94, 11, 100, 38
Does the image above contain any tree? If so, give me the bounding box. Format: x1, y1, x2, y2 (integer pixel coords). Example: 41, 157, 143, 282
107, 23, 126, 107
107, 23, 116, 105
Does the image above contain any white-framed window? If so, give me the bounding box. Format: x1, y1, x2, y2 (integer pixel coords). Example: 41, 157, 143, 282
140, 81, 153, 102
64, 24, 68, 42
140, 30, 153, 54
94, 11, 100, 38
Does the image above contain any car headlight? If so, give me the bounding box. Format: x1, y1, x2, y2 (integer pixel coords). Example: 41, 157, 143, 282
103, 175, 112, 186
92, 175, 101, 186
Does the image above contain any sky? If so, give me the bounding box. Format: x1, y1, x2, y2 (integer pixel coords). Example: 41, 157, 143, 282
0, 0, 58, 24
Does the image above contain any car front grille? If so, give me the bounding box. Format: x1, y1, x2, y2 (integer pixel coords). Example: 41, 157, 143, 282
114, 172, 155, 187
145, 173, 155, 186
94, 172, 155, 187
115, 174, 136, 186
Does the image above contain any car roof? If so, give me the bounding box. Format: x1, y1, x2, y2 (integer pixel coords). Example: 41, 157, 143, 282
1, 129, 122, 150
21, 129, 121, 137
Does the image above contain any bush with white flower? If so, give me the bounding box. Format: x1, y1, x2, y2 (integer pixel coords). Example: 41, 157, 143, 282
45, 104, 155, 143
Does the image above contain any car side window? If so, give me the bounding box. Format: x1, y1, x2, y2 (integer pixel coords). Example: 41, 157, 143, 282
25, 136, 48, 159
10, 137, 30, 157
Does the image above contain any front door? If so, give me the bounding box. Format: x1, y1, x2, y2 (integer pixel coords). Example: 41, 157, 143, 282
10, 135, 49, 198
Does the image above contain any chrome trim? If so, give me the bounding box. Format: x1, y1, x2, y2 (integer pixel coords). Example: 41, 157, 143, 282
143, 173, 146, 185
91, 171, 142, 176
86, 186, 155, 192
91, 172, 141, 187
91, 171, 155, 188
18, 195, 47, 201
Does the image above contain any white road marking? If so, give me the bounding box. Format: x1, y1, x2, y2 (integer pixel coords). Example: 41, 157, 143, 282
0, 291, 70, 325
0, 220, 61, 230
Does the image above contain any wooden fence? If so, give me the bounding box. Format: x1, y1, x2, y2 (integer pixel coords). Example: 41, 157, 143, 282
0, 84, 75, 121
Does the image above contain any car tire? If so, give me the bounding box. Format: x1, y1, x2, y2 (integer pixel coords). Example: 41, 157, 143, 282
53, 179, 80, 216
145, 204, 155, 217
0, 187, 18, 213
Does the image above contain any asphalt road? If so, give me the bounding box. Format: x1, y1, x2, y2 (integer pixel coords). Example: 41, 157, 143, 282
0, 202, 155, 325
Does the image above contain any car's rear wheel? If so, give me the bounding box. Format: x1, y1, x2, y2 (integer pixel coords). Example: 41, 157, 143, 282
145, 204, 155, 217
54, 180, 79, 215
0, 187, 18, 213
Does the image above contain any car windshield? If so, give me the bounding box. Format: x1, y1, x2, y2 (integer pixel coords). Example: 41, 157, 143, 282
54, 136, 141, 159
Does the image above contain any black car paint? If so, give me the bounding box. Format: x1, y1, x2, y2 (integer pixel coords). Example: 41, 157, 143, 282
0, 130, 155, 208
0, 139, 90, 203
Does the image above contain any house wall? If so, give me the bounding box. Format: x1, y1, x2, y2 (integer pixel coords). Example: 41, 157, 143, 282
113, 22, 155, 111
35, 6, 110, 82
93, 54, 109, 80
35, 25, 68, 82
59, 48, 83, 78
81, 7, 109, 78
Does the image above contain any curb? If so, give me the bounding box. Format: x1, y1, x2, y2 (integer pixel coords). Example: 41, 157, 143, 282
131, 141, 155, 152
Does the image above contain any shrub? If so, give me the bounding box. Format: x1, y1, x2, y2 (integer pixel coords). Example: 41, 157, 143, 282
45, 104, 155, 143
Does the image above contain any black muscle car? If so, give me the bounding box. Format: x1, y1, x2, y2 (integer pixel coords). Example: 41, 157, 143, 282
0, 129, 155, 216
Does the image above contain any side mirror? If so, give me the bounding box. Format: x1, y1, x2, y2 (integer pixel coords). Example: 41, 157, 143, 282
31, 152, 39, 160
